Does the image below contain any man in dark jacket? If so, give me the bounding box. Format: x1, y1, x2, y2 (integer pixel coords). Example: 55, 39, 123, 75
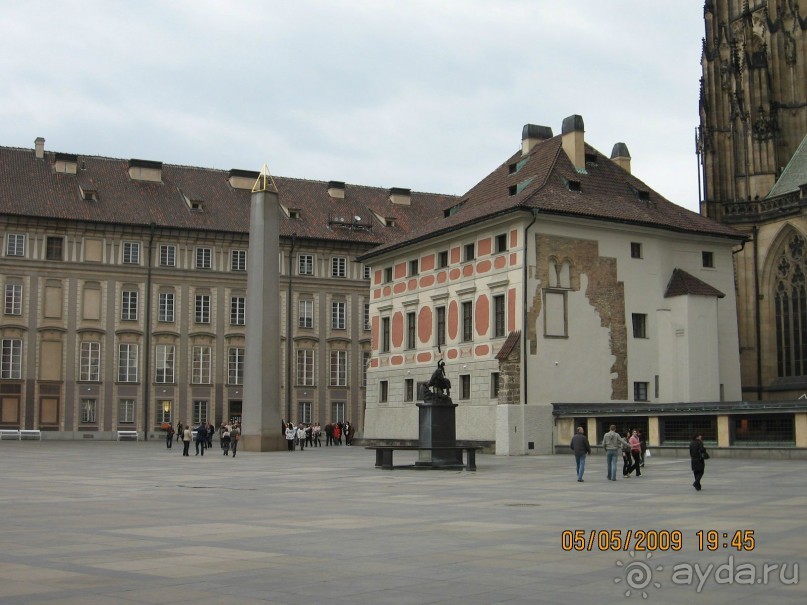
570, 426, 591, 482
689, 433, 708, 491
195, 423, 207, 456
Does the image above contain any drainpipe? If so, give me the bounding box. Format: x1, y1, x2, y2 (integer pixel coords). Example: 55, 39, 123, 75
753, 226, 762, 400
522, 210, 538, 435
143, 222, 155, 440
285, 233, 297, 423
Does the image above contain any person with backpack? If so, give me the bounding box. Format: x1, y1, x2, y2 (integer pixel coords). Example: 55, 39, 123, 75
221, 428, 231, 456
230, 423, 241, 457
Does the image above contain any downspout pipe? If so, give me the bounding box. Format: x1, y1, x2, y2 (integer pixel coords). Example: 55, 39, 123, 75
285, 233, 297, 423
143, 222, 156, 440
522, 209, 538, 427
753, 226, 762, 400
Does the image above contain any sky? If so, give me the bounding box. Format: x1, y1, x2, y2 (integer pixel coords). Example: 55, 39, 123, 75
1, 1, 707, 211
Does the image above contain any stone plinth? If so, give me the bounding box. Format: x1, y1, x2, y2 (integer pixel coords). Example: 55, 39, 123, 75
417, 393, 463, 468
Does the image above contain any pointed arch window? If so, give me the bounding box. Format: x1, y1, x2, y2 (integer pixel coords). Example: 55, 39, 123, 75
775, 234, 807, 377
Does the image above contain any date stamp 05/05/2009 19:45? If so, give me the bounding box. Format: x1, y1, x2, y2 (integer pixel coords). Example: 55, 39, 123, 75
560, 529, 756, 552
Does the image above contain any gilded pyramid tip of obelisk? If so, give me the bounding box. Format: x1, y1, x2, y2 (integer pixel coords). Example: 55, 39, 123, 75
252, 163, 278, 193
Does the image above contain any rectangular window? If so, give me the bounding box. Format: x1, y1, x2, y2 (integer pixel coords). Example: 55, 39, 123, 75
118, 343, 139, 382
155, 344, 175, 384
122, 242, 140, 264
332, 401, 345, 424
382, 317, 390, 352
384, 267, 393, 283
80, 399, 97, 424
490, 372, 500, 398
228, 347, 244, 385
298, 402, 312, 424
119, 399, 135, 424
191, 345, 211, 384
462, 301, 473, 342
299, 299, 313, 329
156, 400, 172, 425
230, 296, 246, 326
404, 378, 414, 402
79, 341, 101, 382
231, 249, 247, 272
192, 400, 208, 425
121, 290, 138, 321
436, 306, 446, 346
46, 236, 64, 261
331, 256, 346, 278
634, 381, 649, 402
702, 251, 714, 268
438, 251, 449, 268
495, 233, 507, 253
158, 292, 175, 323
406, 311, 416, 349
159, 244, 176, 267
195, 294, 211, 324
332, 301, 345, 330
363, 303, 370, 331
299, 254, 314, 276
463, 242, 475, 262
1, 338, 22, 379
4, 283, 22, 316
296, 350, 315, 386
632, 313, 647, 338
362, 351, 370, 387
493, 294, 505, 338
330, 350, 348, 386
195, 247, 212, 269
630, 242, 642, 259
460, 374, 471, 399
6, 234, 25, 257
409, 259, 419, 276
379, 380, 388, 403
363, 265, 371, 280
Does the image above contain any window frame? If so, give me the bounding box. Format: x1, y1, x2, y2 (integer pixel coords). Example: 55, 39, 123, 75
80, 398, 97, 424
463, 242, 475, 262
46, 236, 64, 261
4, 283, 23, 316
117, 343, 139, 383
155, 344, 176, 384
381, 317, 391, 352
329, 350, 348, 387
406, 311, 416, 350
158, 291, 175, 323
228, 347, 244, 385
461, 301, 473, 342
296, 349, 315, 386
230, 296, 246, 326
298, 254, 314, 276
331, 256, 347, 278
195, 247, 212, 269
495, 233, 507, 254
159, 244, 176, 267
632, 313, 648, 339
493, 294, 505, 338
1, 338, 22, 379
331, 300, 346, 330
79, 341, 101, 382
299, 299, 314, 329
6, 233, 26, 257
195, 294, 211, 324
191, 345, 211, 385
630, 242, 642, 259
122, 241, 141, 265
121, 289, 139, 321
230, 249, 247, 272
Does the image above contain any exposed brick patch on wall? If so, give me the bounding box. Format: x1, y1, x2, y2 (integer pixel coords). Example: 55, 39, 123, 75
527, 233, 627, 400
497, 340, 521, 406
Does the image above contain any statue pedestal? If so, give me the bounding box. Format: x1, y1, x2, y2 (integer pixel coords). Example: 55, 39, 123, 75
417, 393, 462, 468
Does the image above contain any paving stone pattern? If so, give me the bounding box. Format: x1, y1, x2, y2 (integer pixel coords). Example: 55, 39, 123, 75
0, 442, 805, 604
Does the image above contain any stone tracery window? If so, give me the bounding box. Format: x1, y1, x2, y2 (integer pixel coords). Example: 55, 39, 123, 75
774, 233, 807, 377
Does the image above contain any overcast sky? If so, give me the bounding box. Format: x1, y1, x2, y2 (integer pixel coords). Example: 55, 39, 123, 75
2, 1, 706, 211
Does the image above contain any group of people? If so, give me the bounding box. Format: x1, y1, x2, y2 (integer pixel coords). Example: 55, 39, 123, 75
570, 424, 710, 489
165, 421, 241, 457
283, 421, 355, 451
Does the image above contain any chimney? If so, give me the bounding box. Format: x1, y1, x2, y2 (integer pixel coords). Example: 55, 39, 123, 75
521, 124, 553, 155
35, 137, 45, 160
610, 143, 631, 174
389, 187, 411, 206
561, 114, 585, 172
128, 159, 163, 182
327, 180, 345, 199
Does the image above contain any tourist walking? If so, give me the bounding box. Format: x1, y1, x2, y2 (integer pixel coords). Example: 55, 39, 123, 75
689, 432, 709, 491
297, 424, 306, 451
221, 428, 231, 455
230, 423, 241, 457
629, 430, 642, 477
325, 422, 333, 446
313, 422, 322, 447
195, 423, 207, 456
165, 424, 175, 449
602, 424, 629, 481
182, 425, 192, 456
569, 426, 591, 482
285, 423, 296, 451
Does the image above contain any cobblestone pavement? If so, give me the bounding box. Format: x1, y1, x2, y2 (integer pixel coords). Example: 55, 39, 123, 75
0, 441, 804, 604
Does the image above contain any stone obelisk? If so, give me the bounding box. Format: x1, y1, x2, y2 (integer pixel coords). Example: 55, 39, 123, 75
242, 166, 285, 451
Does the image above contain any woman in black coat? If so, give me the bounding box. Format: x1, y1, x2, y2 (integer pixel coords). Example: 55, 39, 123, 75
689, 433, 709, 491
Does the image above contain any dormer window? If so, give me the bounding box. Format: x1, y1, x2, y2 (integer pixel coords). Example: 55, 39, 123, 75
189, 200, 204, 211
289, 209, 301, 219
386, 217, 397, 227
80, 187, 98, 202
585, 152, 598, 166
568, 180, 581, 192
638, 190, 650, 201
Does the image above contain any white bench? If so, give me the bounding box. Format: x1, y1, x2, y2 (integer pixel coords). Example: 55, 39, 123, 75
116, 430, 139, 441
19, 430, 41, 440
0, 429, 21, 440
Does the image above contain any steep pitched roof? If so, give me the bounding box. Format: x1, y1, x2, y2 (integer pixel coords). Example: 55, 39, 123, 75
664, 268, 725, 298
361, 133, 744, 260
767, 133, 807, 198
0, 146, 454, 245
495, 330, 521, 361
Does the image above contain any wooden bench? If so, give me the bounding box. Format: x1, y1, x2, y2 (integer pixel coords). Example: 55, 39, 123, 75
116, 430, 139, 441
19, 429, 41, 440
366, 445, 481, 471
0, 429, 21, 440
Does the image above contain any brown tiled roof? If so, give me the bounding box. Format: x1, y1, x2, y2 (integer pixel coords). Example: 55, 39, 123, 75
0, 146, 454, 245
361, 134, 745, 260
495, 330, 521, 361
664, 268, 725, 298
